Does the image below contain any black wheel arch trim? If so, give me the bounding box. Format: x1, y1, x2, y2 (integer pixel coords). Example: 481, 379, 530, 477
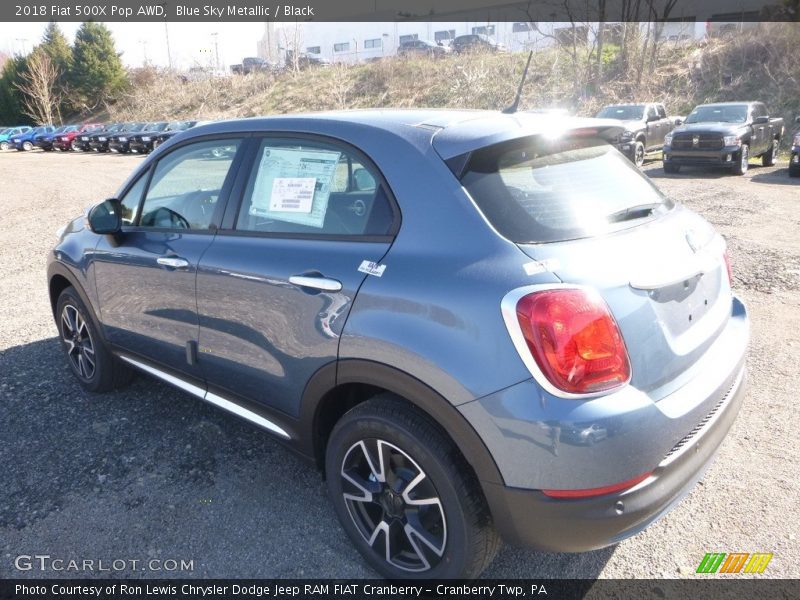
299, 358, 505, 486
48, 262, 105, 338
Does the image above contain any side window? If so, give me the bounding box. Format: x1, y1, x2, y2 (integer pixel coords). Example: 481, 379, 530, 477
140, 139, 242, 230
647, 106, 658, 120
235, 139, 392, 237
119, 173, 149, 225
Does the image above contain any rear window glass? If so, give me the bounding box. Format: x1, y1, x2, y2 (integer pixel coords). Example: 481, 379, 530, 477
460, 138, 673, 243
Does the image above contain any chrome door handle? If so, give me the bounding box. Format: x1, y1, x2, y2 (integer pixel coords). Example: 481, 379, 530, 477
157, 257, 190, 269
289, 275, 342, 292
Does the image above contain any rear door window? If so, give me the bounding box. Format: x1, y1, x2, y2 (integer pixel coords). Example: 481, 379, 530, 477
460, 137, 673, 243
234, 138, 392, 237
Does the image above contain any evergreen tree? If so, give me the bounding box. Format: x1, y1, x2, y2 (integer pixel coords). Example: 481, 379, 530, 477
0, 55, 30, 124
71, 21, 128, 108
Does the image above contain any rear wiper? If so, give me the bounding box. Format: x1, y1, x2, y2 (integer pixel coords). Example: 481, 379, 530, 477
607, 203, 662, 223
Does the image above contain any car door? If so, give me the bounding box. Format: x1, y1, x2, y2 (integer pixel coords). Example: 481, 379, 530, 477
655, 104, 669, 147
752, 103, 770, 154
92, 136, 245, 378
195, 135, 399, 417
644, 105, 660, 150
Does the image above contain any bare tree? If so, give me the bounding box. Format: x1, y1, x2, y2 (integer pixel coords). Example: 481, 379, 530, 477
15, 51, 61, 125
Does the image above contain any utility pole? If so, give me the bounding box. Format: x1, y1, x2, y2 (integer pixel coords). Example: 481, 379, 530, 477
211, 32, 220, 70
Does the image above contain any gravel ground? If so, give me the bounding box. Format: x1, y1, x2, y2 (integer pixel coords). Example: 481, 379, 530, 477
0, 150, 798, 579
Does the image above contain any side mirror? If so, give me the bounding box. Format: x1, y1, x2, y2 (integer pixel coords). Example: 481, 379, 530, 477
674, 118, 684, 125
754, 115, 769, 124
88, 199, 123, 234
647, 114, 659, 122
795, 115, 800, 125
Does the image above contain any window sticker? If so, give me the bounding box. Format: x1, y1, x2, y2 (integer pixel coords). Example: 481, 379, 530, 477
250, 146, 341, 228
270, 177, 316, 213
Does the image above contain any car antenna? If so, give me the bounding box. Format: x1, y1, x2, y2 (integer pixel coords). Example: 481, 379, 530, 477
503, 51, 533, 114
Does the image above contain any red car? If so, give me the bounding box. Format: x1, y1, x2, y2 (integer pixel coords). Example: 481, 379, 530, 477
53, 123, 104, 151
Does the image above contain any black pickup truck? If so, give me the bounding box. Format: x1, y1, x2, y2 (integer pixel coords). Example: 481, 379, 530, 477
595, 102, 681, 167
790, 115, 800, 178
663, 102, 784, 175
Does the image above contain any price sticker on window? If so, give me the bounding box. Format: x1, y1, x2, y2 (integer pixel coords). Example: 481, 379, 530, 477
269, 177, 317, 213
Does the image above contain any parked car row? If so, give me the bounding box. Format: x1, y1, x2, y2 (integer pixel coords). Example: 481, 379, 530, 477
594, 101, 791, 177
0, 120, 201, 154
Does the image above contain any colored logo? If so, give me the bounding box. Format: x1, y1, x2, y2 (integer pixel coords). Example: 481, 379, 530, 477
696, 552, 773, 574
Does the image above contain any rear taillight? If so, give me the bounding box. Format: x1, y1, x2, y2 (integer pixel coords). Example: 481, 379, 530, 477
723, 250, 733, 287
515, 289, 630, 394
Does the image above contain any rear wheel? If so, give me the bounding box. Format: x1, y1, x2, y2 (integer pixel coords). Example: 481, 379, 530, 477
0, 141, 8, 151
56, 286, 133, 393
633, 141, 645, 168
762, 139, 778, 167
733, 144, 749, 175
325, 395, 500, 579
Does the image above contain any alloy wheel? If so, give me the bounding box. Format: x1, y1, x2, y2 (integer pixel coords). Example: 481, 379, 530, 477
60, 304, 96, 380
340, 438, 447, 572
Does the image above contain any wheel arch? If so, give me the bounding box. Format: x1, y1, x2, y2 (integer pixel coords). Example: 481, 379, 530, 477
299, 359, 505, 486
48, 263, 100, 330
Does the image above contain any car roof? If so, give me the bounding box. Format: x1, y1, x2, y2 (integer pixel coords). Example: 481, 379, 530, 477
695, 102, 755, 107
179, 109, 624, 160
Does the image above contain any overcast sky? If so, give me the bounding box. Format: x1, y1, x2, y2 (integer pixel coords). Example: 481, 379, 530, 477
0, 22, 267, 69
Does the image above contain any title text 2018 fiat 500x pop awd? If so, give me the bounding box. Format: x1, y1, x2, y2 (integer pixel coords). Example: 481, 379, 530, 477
48, 110, 749, 579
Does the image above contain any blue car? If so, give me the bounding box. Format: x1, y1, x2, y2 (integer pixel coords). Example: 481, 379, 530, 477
48, 110, 749, 578
10, 125, 55, 151
0, 126, 32, 151
34, 125, 78, 151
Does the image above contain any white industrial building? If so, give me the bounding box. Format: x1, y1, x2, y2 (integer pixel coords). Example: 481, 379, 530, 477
258, 13, 760, 66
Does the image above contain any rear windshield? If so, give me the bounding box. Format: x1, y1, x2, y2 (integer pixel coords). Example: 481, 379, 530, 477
596, 105, 644, 120
460, 137, 673, 243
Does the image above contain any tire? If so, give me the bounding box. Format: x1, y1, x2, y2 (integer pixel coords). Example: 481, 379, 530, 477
733, 144, 749, 175
664, 162, 680, 174
633, 141, 645, 168
325, 395, 500, 579
56, 286, 133, 393
0, 141, 8, 151
22, 141, 33, 151
790, 166, 800, 178
762, 139, 778, 167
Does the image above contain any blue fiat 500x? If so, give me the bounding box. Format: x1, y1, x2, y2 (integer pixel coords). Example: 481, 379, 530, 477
49, 110, 748, 579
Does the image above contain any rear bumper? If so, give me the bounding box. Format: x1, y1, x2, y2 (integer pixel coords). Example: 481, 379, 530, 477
663, 145, 743, 167
483, 363, 745, 550
465, 294, 748, 550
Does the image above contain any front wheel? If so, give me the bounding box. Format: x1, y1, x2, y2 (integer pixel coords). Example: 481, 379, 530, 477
56, 286, 133, 393
0, 141, 8, 151
325, 395, 500, 579
733, 144, 749, 175
22, 141, 33, 151
762, 139, 778, 167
